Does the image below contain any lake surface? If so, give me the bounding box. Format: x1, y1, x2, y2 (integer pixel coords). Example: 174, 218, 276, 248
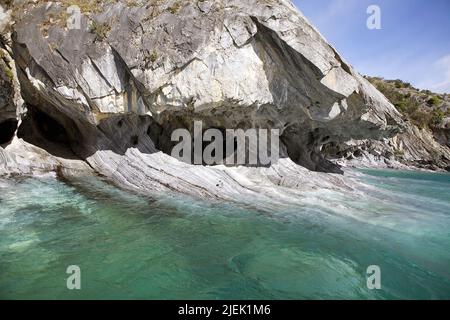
0, 169, 449, 299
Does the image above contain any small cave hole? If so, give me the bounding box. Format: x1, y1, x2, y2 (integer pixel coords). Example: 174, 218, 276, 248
353, 149, 363, 157
131, 135, 139, 146
147, 123, 162, 143
0, 119, 18, 145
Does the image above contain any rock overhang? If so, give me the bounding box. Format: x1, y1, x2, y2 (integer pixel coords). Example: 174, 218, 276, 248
7, 0, 405, 173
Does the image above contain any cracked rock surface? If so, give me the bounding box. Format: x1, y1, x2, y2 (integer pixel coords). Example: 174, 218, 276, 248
1, 0, 408, 201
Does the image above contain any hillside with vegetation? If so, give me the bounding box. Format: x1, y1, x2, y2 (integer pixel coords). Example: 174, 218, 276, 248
323, 76, 450, 171
364, 76, 450, 131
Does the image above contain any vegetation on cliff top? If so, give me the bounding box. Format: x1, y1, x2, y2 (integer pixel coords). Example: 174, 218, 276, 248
365, 76, 450, 130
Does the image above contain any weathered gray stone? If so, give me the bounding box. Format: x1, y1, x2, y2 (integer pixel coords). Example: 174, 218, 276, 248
0, 0, 415, 200
324, 122, 450, 171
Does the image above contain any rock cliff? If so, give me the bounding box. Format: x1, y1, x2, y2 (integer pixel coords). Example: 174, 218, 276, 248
0, 0, 412, 200
323, 77, 450, 171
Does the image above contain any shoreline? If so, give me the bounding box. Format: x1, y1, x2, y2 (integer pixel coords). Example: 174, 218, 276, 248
2, 140, 448, 213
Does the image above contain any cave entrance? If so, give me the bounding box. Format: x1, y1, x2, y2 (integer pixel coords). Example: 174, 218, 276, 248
156, 124, 237, 166
0, 119, 18, 145
30, 109, 70, 144
17, 106, 80, 159
280, 126, 343, 174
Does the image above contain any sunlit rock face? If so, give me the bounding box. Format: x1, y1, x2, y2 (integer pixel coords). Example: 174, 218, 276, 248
1, 0, 406, 197
1, 4, 18, 145
323, 123, 450, 172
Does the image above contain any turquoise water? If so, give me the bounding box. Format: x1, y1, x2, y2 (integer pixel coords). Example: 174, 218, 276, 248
0, 169, 449, 299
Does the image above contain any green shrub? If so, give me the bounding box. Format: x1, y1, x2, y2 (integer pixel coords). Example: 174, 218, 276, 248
430, 109, 445, 128
0, 59, 14, 82
409, 110, 432, 129
5, 67, 13, 81
394, 101, 408, 113
144, 50, 158, 66
427, 96, 442, 106
90, 21, 111, 41
150, 51, 157, 62
168, 1, 181, 14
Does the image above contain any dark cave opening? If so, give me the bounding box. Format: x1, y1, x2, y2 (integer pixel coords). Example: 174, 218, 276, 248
17, 106, 80, 159
280, 127, 344, 174
150, 124, 238, 165
0, 119, 18, 145
131, 135, 139, 146
31, 109, 70, 144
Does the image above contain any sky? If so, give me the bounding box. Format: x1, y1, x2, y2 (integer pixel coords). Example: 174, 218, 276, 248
294, 0, 450, 93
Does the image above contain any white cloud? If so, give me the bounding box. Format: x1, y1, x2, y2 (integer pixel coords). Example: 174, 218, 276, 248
430, 55, 450, 92
417, 54, 450, 94
314, 0, 360, 26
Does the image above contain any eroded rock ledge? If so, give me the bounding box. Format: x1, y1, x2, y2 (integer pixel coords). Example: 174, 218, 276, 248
1, 0, 408, 200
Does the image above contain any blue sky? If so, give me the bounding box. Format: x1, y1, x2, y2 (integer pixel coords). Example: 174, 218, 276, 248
294, 0, 450, 93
